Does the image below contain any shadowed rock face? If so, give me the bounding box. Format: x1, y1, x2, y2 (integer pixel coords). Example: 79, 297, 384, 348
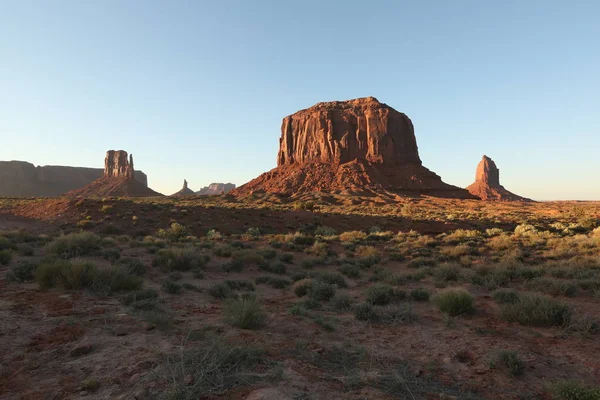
277, 97, 420, 166
0, 160, 147, 197
467, 155, 531, 201
234, 97, 474, 198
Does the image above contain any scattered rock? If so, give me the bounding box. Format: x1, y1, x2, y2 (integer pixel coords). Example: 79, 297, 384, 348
79, 391, 89, 396
232, 97, 474, 198
184, 374, 194, 385
133, 388, 148, 399
474, 364, 490, 374
466, 155, 531, 201
70, 342, 92, 357
113, 326, 128, 336
144, 323, 155, 331
246, 388, 292, 400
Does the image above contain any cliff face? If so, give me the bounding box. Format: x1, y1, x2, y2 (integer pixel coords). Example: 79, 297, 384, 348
104, 150, 135, 179
234, 97, 474, 198
466, 155, 531, 201
277, 97, 420, 166
0, 160, 148, 197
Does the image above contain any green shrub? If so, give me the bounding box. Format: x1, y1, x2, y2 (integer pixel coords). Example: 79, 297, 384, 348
259, 261, 287, 275
152, 247, 208, 271
5, 261, 37, 282
332, 293, 353, 311
434, 288, 475, 316
409, 288, 430, 301
213, 245, 233, 257
267, 277, 291, 289
225, 296, 264, 329
225, 280, 255, 291
291, 271, 307, 281
498, 350, 525, 376
548, 380, 600, 400
162, 280, 183, 294
501, 294, 571, 327
354, 302, 377, 321
309, 280, 336, 301
0, 250, 12, 265
101, 248, 121, 262
258, 248, 277, 260
492, 289, 520, 304
35, 260, 141, 294
0, 236, 15, 250
339, 263, 361, 278
279, 252, 294, 263
293, 235, 315, 246
527, 278, 578, 297
315, 226, 336, 237
209, 283, 233, 299
156, 223, 188, 241
45, 232, 101, 258
293, 279, 312, 297
312, 271, 347, 288
17, 244, 34, 256
379, 304, 418, 325
117, 257, 148, 276
434, 264, 461, 282
365, 284, 397, 306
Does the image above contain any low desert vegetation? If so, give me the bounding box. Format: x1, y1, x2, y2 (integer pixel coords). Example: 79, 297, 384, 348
434, 288, 475, 316
1, 196, 600, 399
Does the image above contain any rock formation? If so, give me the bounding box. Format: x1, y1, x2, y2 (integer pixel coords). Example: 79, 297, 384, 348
66, 150, 162, 198
466, 155, 531, 201
104, 150, 135, 179
197, 183, 236, 196
171, 179, 196, 197
233, 97, 474, 198
0, 160, 147, 197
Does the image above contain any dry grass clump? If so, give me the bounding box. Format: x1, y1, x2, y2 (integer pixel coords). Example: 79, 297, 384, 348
434, 288, 475, 316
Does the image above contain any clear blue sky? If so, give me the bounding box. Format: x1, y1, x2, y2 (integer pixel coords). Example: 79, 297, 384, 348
1, 1, 599, 200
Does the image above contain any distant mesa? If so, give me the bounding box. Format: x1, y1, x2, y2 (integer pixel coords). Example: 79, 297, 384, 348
171, 179, 196, 197
466, 155, 531, 201
66, 150, 162, 198
196, 183, 236, 196
232, 97, 475, 198
0, 158, 148, 197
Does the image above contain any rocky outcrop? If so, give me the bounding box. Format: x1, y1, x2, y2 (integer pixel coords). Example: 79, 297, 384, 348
197, 183, 236, 196
278, 97, 420, 166
171, 179, 196, 197
66, 150, 162, 198
234, 97, 474, 198
104, 150, 134, 179
0, 160, 147, 197
466, 155, 531, 201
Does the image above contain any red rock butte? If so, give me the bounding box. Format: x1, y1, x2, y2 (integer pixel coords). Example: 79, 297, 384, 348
233, 97, 475, 198
67, 150, 162, 198
466, 155, 531, 201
